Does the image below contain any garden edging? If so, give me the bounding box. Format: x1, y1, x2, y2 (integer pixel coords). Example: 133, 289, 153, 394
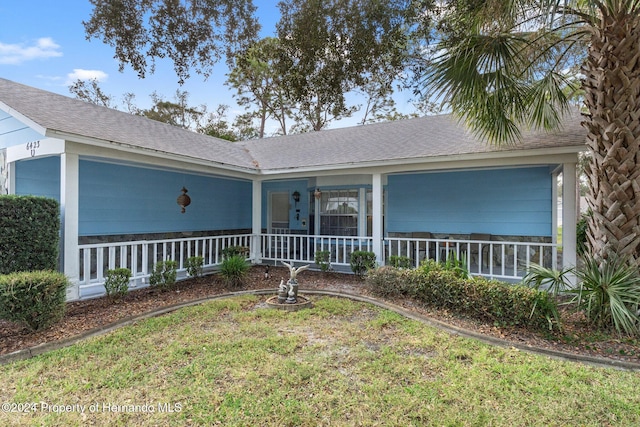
1, 289, 639, 371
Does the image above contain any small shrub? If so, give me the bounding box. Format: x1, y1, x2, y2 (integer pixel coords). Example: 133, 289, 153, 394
149, 260, 178, 291
222, 246, 250, 259
104, 268, 131, 300
522, 263, 573, 297
0, 271, 69, 331
571, 254, 640, 336
388, 255, 412, 269
186, 256, 204, 278
314, 250, 331, 272
219, 255, 250, 288
350, 250, 376, 278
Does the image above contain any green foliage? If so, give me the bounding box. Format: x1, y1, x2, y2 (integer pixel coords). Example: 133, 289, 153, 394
222, 246, 250, 259
314, 250, 331, 272
149, 260, 178, 291
104, 268, 131, 300
186, 256, 204, 278
349, 251, 377, 278
275, 0, 428, 131
84, 0, 260, 84
365, 266, 416, 298
0, 271, 69, 331
388, 255, 412, 269
367, 265, 559, 331
522, 263, 573, 297
440, 252, 469, 279
571, 255, 640, 336
219, 255, 250, 288
0, 195, 60, 274
576, 210, 591, 256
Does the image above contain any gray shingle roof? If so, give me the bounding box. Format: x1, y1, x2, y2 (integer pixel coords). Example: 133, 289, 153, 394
238, 112, 586, 172
0, 78, 586, 175
0, 78, 256, 171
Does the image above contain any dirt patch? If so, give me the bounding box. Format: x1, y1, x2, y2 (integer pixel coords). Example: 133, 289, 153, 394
1, 266, 639, 365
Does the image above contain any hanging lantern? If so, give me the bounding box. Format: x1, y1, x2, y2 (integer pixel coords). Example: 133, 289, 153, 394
314, 188, 322, 200
177, 186, 191, 213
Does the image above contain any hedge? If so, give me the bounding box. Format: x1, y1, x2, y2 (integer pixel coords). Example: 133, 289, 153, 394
0, 195, 60, 274
366, 265, 559, 332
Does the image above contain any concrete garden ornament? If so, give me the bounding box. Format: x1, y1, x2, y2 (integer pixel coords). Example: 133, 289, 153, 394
280, 261, 310, 303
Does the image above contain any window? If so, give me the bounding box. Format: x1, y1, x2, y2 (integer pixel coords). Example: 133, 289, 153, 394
319, 190, 358, 236
316, 189, 374, 236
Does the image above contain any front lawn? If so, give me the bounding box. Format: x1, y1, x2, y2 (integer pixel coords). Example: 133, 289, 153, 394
1, 295, 638, 426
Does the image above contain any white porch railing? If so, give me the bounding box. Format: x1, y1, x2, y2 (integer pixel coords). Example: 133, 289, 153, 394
77, 232, 558, 299
385, 236, 558, 280
78, 234, 252, 299
260, 233, 374, 267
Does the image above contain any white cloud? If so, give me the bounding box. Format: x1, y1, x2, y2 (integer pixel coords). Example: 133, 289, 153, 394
66, 69, 109, 85
0, 37, 62, 65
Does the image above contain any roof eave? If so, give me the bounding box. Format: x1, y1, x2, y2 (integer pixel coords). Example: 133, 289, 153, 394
255, 144, 587, 176
46, 129, 261, 177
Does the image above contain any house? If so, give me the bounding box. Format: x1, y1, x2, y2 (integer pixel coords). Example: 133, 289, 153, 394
0, 78, 586, 300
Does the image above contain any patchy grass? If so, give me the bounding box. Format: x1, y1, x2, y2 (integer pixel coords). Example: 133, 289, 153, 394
1, 295, 639, 426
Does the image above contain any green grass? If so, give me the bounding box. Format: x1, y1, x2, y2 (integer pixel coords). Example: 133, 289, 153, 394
1, 295, 639, 426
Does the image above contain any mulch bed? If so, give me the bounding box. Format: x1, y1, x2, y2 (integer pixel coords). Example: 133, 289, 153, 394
1, 266, 639, 366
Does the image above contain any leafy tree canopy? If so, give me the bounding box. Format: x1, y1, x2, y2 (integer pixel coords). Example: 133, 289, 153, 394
274, 0, 433, 130
84, 0, 260, 84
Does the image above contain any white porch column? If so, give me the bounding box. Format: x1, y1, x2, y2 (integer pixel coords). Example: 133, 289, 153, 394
60, 153, 80, 301
562, 162, 578, 271
372, 173, 384, 265
251, 179, 262, 264
8, 161, 15, 194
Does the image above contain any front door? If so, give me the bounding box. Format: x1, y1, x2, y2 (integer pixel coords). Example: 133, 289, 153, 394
269, 192, 290, 234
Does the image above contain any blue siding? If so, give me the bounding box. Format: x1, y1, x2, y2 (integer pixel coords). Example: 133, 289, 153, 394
15, 156, 60, 201
387, 167, 553, 236
262, 180, 309, 230
79, 160, 252, 236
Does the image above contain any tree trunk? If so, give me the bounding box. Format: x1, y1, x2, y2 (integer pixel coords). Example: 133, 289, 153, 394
582, 9, 640, 264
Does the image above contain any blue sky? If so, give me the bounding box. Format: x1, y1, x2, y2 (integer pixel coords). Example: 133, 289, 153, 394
0, 1, 415, 132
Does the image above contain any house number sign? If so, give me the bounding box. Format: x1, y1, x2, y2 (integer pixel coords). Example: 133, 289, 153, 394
26, 140, 40, 157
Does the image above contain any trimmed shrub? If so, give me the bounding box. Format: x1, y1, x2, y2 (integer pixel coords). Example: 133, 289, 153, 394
0, 271, 69, 331
314, 250, 331, 272
388, 255, 412, 269
104, 268, 131, 300
149, 260, 178, 291
366, 265, 416, 297
219, 255, 250, 288
368, 264, 560, 332
0, 195, 60, 274
186, 256, 204, 278
350, 250, 376, 278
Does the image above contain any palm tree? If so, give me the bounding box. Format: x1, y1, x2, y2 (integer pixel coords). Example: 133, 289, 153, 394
421, 0, 640, 265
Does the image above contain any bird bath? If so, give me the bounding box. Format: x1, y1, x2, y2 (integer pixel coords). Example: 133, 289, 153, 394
266, 261, 313, 311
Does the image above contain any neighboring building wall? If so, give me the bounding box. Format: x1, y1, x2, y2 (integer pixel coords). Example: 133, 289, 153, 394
14, 156, 61, 200
387, 166, 553, 237
78, 159, 252, 237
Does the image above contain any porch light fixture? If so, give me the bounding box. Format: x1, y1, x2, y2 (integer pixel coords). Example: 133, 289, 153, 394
314, 188, 322, 200
177, 186, 191, 213
292, 190, 301, 204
